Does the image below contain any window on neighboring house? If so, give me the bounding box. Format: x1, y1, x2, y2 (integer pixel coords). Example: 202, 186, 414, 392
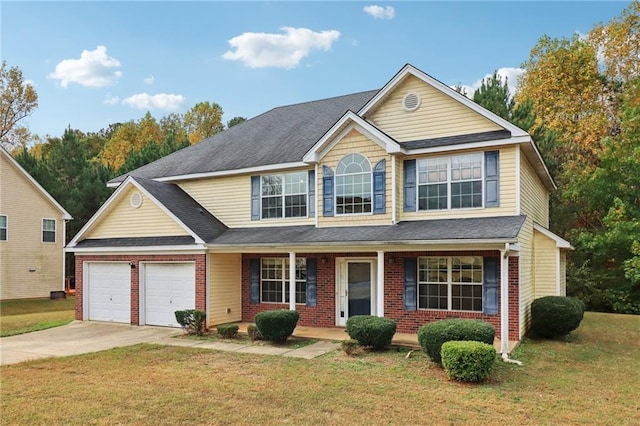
0, 215, 6, 241
418, 256, 483, 312
418, 153, 483, 210
261, 258, 307, 304
42, 219, 56, 243
261, 172, 308, 219
336, 153, 372, 215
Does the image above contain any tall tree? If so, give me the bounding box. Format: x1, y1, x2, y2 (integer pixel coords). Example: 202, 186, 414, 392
183, 101, 224, 143
0, 61, 38, 149
226, 116, 247, 129
473, 71, 514, 120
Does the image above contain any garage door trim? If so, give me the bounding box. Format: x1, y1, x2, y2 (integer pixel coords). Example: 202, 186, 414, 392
83, 261, 131, 323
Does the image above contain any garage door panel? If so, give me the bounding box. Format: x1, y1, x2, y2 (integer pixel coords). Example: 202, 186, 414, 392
144, 263, 195, 327
87, 263, 131, 323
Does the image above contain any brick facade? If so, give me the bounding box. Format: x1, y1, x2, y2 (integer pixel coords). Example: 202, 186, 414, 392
74, 254, 207, 325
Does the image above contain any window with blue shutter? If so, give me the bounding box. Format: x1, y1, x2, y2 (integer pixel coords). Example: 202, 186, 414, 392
484, 151, 499, 207
483, 257, 499, 315
249, 258, 260, 304
403, 257, 417, 311
306, 258, 317, 307
403, 159, 416, 212
308, 170, 316, 218
322, 165, 334, 217
250, 176, 260, 220
373, 159, 386, 214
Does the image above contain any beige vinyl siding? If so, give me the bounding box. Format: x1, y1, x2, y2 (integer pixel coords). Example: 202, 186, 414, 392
368, 75, 503, 142
520, 152, 550, 226
87, 186, 187, 238
179, 169, 315, 228
533, 230, 558, 298
399, 146, 518, 221
560, 251, 567, 296
518, 218, 534, 338
318, 128, 392, 227
208, 253, 242, 326
1, 155, 65, 299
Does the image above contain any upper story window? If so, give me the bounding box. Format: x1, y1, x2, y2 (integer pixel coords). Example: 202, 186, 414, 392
336, 153, 372, 215
417, 153, 483, 210
42, 219, 56, 243
261, 171, 308, 219
0, 215, 6, 241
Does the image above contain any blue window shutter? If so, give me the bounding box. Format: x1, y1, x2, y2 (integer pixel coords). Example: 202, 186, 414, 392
306, 258, 317, 307
485, 151, 499, 207
403, 257, 417, 311
403, 159, 416, 212
251, 176, 260, 220
373, 159, 386, 214
322, 165, 334, 217
308, 170, 315, 218
483, 257, 499, 315
249, 258, 260, 304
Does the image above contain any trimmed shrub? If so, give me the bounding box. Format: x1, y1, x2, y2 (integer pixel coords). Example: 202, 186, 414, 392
341, 339, 361, 356
216, 323, 239, 338
174, 309, 207, 336
441, 340, 496, 382
418, 319, 495, 365
247, 324, 262, 342
530, 296, 585, 339
255, 310, 300, 343
345, 315, 397, 349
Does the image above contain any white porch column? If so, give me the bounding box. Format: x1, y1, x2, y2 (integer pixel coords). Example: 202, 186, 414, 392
500, 244, 510, 355
289, 252, 296, 311
377, 250, 385, 317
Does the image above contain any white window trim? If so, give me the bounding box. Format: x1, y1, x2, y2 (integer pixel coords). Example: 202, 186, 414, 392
0, 214, 7, 242
260, 172, 309, 220
260, 258, 306, 305
416, 153, 485, 211
42, 218, 56, 244
335, 153, 374, 216
417, 256, 484, 312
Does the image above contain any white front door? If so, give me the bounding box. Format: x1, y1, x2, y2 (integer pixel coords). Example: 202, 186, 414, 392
142, 263, 195, 327
86, 262, 131, 323
336, 258, 376, 326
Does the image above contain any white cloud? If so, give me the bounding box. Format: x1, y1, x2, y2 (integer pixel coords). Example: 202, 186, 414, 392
222, 27, 340, 69
103, 94, 120, 105
363, 5, 395, 20
48, 45, 122, 88
121, 93, 185, 110
456, 67, 525, 98
143, 74, 155, 85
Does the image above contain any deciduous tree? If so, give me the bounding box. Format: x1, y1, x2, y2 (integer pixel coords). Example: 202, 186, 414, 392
0, 61, 38, 149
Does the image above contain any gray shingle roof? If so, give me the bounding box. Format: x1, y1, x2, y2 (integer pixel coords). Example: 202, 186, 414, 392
75, 236, 195, 248
209, 216, 526, 246
399, 130, 512, 150
134, 177, 228, 242
109, 90, 379, 184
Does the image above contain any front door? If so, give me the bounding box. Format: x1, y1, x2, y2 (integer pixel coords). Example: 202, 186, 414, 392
337, 259, 376, 326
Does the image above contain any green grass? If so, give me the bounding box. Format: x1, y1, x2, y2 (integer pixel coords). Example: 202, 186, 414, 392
185, 331, 317, 348
1, 312, 638, 424
0, 297, 75, 337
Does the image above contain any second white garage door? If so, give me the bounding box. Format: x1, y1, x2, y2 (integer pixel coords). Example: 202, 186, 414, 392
143, 263, 196, 327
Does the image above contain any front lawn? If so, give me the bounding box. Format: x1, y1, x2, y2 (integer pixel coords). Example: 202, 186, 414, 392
1, 312, 638, 424
0, 297, 75, 337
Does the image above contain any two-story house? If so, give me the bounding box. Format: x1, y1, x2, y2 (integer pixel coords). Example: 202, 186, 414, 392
66, 64, 571, 355
1, 146, 73, 300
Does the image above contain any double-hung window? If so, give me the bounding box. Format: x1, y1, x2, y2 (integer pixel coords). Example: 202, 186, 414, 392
336, 153, 372, 215
0, 215, 6, 241
418, 256, 483, 312
261, 258, 307, 304
418, 153, 483, 210
42, 219, 56, 243
261, 172, 307, 219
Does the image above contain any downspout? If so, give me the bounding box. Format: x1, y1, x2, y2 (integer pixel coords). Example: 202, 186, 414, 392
501, 242, 522, 365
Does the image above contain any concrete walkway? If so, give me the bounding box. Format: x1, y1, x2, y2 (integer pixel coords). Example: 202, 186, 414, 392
0, 321, 340, 366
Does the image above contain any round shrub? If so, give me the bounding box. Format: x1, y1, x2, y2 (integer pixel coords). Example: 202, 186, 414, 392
530, 296, 584, 339
340, 339, 361, 356
216, 323, 239, 338
255, 310, 300, 343
441, 340, 496, 383
247, 324, 262, 342
417, 319, 495, 365
345, 315, 397, 349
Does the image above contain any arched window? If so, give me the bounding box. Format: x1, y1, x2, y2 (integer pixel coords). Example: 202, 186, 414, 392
335, 153, 372, 214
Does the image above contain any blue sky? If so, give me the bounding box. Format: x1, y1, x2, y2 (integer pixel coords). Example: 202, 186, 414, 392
1, 1, 630, 139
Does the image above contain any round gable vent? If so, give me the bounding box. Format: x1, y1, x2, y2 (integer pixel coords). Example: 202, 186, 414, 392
403, 92, 421, 111
130, 192, 143, 209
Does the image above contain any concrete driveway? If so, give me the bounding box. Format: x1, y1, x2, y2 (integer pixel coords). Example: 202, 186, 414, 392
0, 321, 180, 366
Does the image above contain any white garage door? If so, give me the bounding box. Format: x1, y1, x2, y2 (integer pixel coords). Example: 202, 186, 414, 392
86, 263, 131, 323
144, 263, 195, 327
